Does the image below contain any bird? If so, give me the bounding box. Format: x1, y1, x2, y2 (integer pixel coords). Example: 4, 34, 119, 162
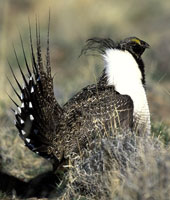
9, 23, 151, 169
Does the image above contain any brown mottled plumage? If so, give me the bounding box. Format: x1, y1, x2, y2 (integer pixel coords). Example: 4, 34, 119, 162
54, 85, 133, 161
9, 21, 150, 168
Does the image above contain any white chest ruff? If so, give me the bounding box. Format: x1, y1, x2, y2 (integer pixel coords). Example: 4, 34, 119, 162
103, 49, 151, 134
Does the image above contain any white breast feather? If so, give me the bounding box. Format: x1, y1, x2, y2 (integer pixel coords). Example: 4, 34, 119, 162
103, 49, 150, 134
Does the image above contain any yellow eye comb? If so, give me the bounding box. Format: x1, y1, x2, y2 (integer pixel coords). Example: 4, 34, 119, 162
131, 38, 141, 45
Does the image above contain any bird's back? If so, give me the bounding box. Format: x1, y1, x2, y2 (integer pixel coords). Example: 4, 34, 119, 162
52, 84, 133, 160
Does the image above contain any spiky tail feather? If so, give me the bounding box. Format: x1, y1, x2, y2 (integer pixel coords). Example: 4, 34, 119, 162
9, 16, 63, 161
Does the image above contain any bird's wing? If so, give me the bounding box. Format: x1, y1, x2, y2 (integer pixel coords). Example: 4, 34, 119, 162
9, 21, 62, 160
56, 85, 133, 159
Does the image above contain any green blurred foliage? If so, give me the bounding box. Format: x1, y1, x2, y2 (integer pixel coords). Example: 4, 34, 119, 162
152, 122, 170, 145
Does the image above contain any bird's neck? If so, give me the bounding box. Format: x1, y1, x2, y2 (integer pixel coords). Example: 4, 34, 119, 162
103, 49, 151, 134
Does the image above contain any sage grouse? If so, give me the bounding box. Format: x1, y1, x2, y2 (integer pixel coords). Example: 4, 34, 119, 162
9, 26, 150, 167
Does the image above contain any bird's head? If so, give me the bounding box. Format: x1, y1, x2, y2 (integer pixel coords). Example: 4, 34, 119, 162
81, 36, 150, 86
119, 37, 150, 58
80, 36, 149, 58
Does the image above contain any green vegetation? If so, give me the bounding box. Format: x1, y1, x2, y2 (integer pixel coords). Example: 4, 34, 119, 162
152, 122, 170, 145
0, 0, 170, 199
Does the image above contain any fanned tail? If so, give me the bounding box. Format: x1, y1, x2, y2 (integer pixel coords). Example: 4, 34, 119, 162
9, 16, 62, 161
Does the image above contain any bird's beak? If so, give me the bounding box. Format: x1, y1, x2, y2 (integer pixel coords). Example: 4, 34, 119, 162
143, 42, 150, 49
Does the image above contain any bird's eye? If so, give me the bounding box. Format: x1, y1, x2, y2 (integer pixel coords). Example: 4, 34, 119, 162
131, 43, 144, 56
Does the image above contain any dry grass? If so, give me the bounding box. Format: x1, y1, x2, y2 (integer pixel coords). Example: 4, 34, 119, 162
58, 131, 170, 200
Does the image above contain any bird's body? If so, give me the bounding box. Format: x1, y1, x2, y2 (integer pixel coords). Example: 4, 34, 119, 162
54, 84, 133, 160
9, 25, 150, 168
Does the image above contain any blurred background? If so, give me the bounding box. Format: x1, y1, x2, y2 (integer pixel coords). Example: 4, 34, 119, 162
0, 0, 169, 180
